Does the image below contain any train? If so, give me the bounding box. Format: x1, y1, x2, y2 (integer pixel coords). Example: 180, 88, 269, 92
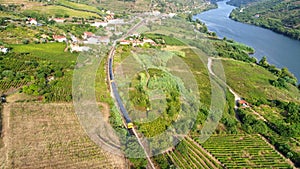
108, 57, 134, 134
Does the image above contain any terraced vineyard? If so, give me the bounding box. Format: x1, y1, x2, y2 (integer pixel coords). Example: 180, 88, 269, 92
197, 134, 292, 168
166, 137, 223, 169
1, 103, 125, 168
0, 80, 29, 94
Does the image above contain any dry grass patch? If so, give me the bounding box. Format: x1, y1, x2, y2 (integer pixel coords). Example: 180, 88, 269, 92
2, 103, 125, 169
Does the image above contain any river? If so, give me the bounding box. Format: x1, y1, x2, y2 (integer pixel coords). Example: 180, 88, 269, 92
193, 0, 300, 81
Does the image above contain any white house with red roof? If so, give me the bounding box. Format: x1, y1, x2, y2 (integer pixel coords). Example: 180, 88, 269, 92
28, 18, 37, 25
120, 40, 131, 45
52, 18, 66, 23
53, 35, 67, 42
83, 32, 94, 39
91, 21, 108, 28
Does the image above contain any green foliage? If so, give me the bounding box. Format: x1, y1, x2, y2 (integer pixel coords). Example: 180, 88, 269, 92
132, 69, 181, 137
227, 0, 261, 7
230, 0, 300, 40
213, 40, 256, 63
237, 108, 268, 134
144, 33, 186, 46
153, 154, 173, 169
0, 43, 77, 101
125, 137, 147, 169
221, 59, 300, 106
258, 57, 298, 87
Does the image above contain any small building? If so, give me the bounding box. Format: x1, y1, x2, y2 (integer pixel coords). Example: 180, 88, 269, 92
52, 18, 66, 23
119, 40, 131, 45
70, 35, 78, 43
84, 36, 110, 45
70, 44, 90, 53
52, 35, 67, 42
143, 38, 156, 45
238, 100, 249, 107
98, 36, 110, 44
28, 18, 38, 25
83, 32, 94, 39
108, 19, 124, 25
91, 21, 108, 28
0, 46, 9, 54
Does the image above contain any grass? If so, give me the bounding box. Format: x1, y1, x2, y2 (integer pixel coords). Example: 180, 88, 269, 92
10, 43, 77, 65
1, 103, 124, 168
0, 26, 38, 44
57, 0, 103, 14
217, 59, 300, 104
93, 0, 151, 13
24, 5, 99, 18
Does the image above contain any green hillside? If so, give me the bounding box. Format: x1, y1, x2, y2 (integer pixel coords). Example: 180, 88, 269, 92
230, 0, 300, 40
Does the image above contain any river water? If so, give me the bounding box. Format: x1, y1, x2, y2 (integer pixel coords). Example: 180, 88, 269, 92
193, 1, 300, 81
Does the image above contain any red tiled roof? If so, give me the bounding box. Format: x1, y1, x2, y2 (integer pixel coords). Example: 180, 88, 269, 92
238, 100, 248, 104
29, 18, 36, 22
84, 32, 94, 36
53, 35, 66, 39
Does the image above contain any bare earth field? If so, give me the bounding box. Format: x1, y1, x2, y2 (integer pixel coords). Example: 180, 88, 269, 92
0, 102, 125, 169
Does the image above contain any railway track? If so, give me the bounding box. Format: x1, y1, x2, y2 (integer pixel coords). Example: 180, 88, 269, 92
106, 19, 156, 169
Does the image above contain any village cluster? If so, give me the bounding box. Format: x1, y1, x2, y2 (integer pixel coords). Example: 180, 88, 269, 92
0, 10, 179, 54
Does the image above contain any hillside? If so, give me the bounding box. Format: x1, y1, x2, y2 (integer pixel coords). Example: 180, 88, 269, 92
0, 0, 300, 168
229, 0, 300, 40
227, 0, 262, 7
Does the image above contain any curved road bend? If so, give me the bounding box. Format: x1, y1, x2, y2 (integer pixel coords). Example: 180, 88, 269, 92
107, 19, 156, 169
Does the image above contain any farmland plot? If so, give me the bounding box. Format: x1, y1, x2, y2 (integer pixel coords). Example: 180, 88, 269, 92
1, 103, 125, 168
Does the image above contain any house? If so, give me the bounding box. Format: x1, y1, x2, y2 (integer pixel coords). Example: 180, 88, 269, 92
119, 40, 131, 45
52, 35, 67, 42
132, 40, 144, 47
52, 18, 65, 23
84, 37, 99, 45
0, 46, 8, 54
168, 13, 177, 18
238, 100, 249, 107
254, 14, 260, 18
91, 22, 108, 28
28, 18, 37, 25
143, 38, 156, 45
84, 36, 110, 45
46, 76, 55, 82
105, 13, 114, 21
83, 32, 94, 39
98, 36, 110, 44
70, 44, 90, 53
130, 33, 140, 38
108, 19, 124, 25
70, 35, 78, 43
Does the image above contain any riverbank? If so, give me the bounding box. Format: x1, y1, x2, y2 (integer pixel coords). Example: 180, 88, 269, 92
229, 0, 300, 41
193, 0, 300, 82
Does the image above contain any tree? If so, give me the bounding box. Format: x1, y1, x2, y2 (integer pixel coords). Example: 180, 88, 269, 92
187, 14, 193, 22
259, 56, 268, 67
22, 39, 29, 44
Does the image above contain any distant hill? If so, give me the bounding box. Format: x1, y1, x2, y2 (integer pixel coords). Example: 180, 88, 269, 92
226, 0, 262, 7
230, 0, 300, 40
